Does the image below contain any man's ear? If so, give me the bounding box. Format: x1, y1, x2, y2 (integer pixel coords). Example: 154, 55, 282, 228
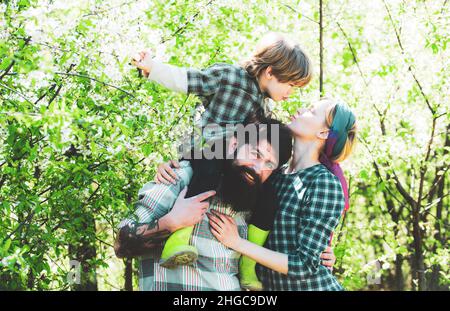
227, 136, 238, 155
316, 129, 330, 140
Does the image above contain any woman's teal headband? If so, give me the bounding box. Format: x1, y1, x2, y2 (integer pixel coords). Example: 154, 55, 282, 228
329, 102, 356, 158
320, 101, 356, 219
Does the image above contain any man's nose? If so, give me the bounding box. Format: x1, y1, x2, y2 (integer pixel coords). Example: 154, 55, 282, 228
253, 162, 266, 175
251, 163, 261, 175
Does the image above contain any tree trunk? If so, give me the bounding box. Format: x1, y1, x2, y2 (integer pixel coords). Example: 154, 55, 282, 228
124, 258, 133, 291
68, 216, 98, 291
27, 267, 35, 290
319, 0, 324, 96
394, 254, 404, 290
429, 124, 448, 290
379, 170, 405, 290
411, 203, 426, 291
123, 186, 134, 291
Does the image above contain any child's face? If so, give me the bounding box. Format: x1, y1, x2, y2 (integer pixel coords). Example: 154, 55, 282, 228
265, 77, 297, 101
259, 67, 297, 101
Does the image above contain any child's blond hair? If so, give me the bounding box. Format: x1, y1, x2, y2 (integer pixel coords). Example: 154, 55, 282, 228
242, 32, 313, 87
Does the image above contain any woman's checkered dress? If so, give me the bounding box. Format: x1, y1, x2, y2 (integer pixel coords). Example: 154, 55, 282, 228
257, 164, 345, 291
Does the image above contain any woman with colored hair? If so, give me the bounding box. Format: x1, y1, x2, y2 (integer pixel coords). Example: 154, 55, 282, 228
207, 98, 357, 290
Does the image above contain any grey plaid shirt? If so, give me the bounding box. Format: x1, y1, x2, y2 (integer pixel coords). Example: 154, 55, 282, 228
187, 63, 271, 127
118, 161, 248, 291
257, 164, 345, 291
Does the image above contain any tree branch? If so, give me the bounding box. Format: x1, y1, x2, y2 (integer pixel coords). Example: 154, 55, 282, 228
160, 0, 214, 44
0, 59, 15, 81
54, 71, 135, 98
383, 0, 435, 115
0, 82, 34, 104
281, 3, 319, 24
0, 37, 31, 81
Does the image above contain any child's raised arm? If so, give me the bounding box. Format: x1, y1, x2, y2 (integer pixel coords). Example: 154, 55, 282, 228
132, 50, 224, 96
132, 50, 188, 93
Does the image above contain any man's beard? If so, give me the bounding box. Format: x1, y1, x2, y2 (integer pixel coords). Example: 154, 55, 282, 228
216, 159, 262, 213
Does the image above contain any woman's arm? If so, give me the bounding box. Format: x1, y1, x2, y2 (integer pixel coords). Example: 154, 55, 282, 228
234, 235, 289, 275
207, 208, 337, 275
207, 210, 289, 275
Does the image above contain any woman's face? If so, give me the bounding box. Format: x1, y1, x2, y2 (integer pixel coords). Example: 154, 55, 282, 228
288, 100, 333, 140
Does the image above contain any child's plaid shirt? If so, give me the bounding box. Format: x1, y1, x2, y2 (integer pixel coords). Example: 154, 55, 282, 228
257, 164, 345, 291
187, 63, 271, 139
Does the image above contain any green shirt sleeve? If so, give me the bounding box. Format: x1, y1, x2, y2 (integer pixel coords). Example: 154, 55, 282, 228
119, 161, 193, 227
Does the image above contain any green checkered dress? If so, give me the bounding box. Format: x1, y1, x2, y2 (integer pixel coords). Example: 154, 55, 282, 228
257, 164, 345, 291
118, 161, 248, 291
187, 63, 270, 137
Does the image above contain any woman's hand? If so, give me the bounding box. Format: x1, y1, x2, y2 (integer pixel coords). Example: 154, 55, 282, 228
154, 160, 181, 185
320, 246, 336, 271
207, 210, 242, 250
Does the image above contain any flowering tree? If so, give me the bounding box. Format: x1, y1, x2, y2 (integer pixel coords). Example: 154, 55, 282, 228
0, 0, 448, 290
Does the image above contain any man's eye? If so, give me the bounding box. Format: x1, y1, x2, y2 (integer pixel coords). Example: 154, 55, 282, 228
253, 150, 262, 157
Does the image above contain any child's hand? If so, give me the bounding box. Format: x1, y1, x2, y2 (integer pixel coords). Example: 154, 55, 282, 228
154, 160, 181, 185
131, 50, 153, 77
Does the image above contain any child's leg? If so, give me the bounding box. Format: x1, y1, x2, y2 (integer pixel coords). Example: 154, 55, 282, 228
159, 158, 223, 268
239, 183, 278, 291
160, 226, 198, 269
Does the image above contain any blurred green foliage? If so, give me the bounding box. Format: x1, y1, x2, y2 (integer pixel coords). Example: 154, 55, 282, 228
0, 0, 448, 290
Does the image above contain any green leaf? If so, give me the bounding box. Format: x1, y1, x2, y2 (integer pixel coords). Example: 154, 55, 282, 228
3, 239, 12, 252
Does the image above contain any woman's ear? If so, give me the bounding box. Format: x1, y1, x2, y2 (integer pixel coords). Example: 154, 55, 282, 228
316, 129, 330, 140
